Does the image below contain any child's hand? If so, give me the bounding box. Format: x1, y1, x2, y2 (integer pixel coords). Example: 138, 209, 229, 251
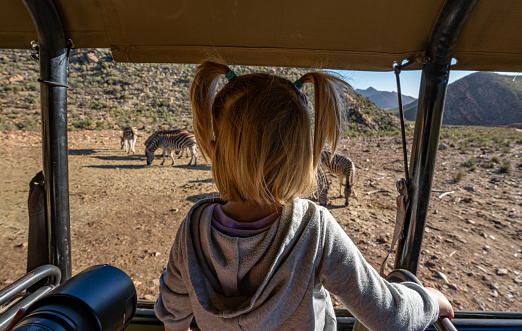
425, 287, 454, 320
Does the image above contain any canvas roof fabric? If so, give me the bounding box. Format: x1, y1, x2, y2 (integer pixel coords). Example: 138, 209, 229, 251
0, 0, 521, 72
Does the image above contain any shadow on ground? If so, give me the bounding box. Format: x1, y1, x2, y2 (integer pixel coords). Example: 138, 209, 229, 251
94, 155, 145, 161
84, 164, 147, 170
187, 192, 220, 202
69, 149, 97, 156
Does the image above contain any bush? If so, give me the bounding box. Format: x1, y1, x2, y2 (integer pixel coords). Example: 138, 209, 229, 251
499, 161, 512, 173
90, 100, 100, 109
27, 82, 38, 91
20, 117, 39, 130
452, 168, 467, 183
0, 122, 16, 131
71, 118, 93, 129
461, 158, 477, 171
96, 121, 107, 130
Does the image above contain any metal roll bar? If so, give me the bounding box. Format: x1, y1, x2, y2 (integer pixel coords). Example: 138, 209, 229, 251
394, 0, 480, 274
21, 0, 72, 281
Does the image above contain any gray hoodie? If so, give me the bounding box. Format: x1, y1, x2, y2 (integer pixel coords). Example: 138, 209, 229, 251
155, 198, 438, 330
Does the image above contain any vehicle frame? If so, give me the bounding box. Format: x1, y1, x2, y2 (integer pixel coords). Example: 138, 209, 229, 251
0, 0, 521, 330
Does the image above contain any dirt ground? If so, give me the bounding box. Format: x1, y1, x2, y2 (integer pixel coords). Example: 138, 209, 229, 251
0, 130, 520, 314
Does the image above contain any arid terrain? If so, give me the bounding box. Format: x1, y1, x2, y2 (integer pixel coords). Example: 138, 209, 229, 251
1, 129, 521, 314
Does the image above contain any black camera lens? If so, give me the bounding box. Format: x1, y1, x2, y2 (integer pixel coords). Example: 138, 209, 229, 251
11, 265, 137, 331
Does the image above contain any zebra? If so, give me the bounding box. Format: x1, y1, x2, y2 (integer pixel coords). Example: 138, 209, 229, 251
144, 128, 189, 147
144, 128, 190, 156
318, 150, 356, 206
120, 126, 137, 154
144, 128, 191, 160
315, 164, 329, 206
145, 130, 197, 166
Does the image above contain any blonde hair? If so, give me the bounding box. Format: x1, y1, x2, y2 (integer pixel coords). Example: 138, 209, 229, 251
191, 60, 350, 205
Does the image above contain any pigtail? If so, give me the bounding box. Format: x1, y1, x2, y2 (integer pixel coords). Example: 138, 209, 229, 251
299, 72, 351, 168
190, 61, 232, 160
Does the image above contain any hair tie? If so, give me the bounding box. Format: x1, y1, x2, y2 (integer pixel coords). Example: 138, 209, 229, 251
294, 79, 304, 90
225, 70, 237, 81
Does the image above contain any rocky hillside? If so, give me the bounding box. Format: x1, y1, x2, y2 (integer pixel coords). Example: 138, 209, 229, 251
389, 72, 522, 126
0, 49, 399, 136
444, 72, 522, 126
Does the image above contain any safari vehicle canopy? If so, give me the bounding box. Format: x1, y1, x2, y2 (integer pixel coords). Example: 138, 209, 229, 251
0, 0, 521, 330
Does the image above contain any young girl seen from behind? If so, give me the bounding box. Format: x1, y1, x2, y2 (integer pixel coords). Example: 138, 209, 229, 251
155, 60, 453, 331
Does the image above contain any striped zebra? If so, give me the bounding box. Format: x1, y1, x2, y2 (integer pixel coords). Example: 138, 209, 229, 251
120, 126, 137, 154
145, 130, 197, 166
144, 128, 189, 146
315, 164, 329, 206
318, 150, 356, 206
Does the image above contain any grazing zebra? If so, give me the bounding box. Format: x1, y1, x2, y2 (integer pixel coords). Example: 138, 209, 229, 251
145, 130, 197, 166
319, 150, 356, 206
144, 128, 189, 147
144, 128, 190, 159
120, 126, 137, 154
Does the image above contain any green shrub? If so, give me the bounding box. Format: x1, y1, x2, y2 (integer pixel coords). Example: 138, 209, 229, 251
461, 158, 477, 169
71, 118, 93, 129
0, 122, 16, 131
90, 100, 100, 109
96, 121, 107, 130
452, 168, 467, 183
27, 82, 38, 90
20, 117, 39, 130
499, 161, 512, 173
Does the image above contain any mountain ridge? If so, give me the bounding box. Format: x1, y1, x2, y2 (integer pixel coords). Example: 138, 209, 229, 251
356, 87, 417, 110
386, 72, 522, 126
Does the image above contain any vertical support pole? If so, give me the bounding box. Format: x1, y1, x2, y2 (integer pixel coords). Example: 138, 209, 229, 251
394, 0, 480, 274
22, 0, 72, 282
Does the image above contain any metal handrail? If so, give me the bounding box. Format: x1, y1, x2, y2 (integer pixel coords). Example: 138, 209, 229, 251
0, 264, 60, 306
0, 265, 61, 330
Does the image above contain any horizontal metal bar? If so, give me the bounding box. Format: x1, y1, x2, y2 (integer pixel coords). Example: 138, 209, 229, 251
0, 285, 56, 330
0, 264, 61, 306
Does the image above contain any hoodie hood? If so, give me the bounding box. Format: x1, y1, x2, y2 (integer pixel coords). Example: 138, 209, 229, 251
183, 198, 321, 329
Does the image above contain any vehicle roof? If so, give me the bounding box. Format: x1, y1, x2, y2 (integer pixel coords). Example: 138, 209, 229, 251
1, 0, 521, 72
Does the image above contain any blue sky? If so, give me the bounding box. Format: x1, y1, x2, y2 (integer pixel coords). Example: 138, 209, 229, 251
332, 70, 520, 99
